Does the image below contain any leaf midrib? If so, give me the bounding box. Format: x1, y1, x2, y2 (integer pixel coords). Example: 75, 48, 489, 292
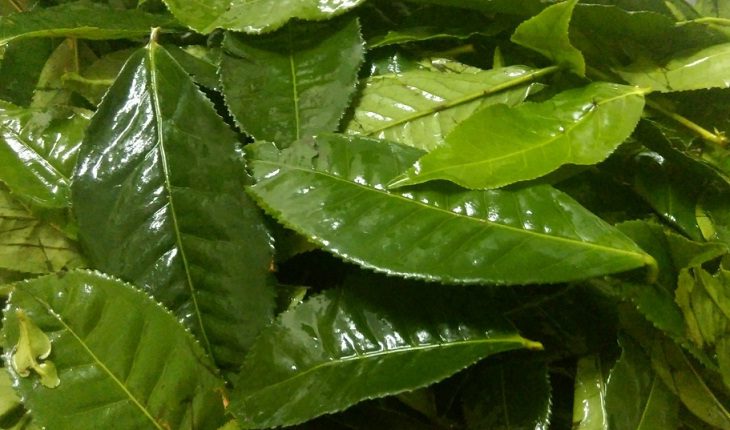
241, 335, 533, 402
1, 122, 70, 186
147, 43, 213, 356
253, 159, 651, 263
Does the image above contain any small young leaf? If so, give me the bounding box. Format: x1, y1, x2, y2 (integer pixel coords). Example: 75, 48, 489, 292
389, 83, 644, 190
345, 65, 548, 151
1, 270, 226, 430
246, 134, 655, 285
617, 43, 730, 92
229, 275, 541, 428
220, 17, 364, 146
511, 0, 585, 76
10, 309, 59, 388
161, 0, 365, 34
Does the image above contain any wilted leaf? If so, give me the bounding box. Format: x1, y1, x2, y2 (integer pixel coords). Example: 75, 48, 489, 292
389, 82, 644, 189
1, 270, 226, 430
246, 134, 655, 285
345, 65, 548, 151
220, 17, 364, 146
229, 275, 541, 428
72, 40, 276, 368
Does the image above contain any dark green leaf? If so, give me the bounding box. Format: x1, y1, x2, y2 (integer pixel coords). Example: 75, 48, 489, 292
161, 0, 365, 34
220, 17, 364, 146
72, 41, 276, 368
0, 184, 84, 274
1, 270, 226, 430
229, 276, 541, 428
0, 38, 56, 106
617, 43, 730, 92
345, 65, 548, 151
511, 0, 585, 76
0, 100, 89, 208
388, 82, 644, 189
403, 0, 556, 16
246, 134, 655, 285
0, 1, 176, 45
605, 336, 679, 430
461, 360, 551, 430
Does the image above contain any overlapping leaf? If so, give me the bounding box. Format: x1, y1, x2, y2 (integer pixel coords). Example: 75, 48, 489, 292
345, 65, 548, 151
0, 184, 84, 274
605, 336, 679, 430
389, 83, 645, 189
511, 0, 585, 76
229, 276, 541, 428
0, 101, 89, 208
220, 17, 364, 146
1, 270, 226, 430
617, 43, 730, 92
161, 0, 365, 34
72, 40, 276, 368
0, 1, 176, 45
246, 134, 654, 285
572, 353, 614, 430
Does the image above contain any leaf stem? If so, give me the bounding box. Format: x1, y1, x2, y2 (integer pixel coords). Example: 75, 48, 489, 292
676, 17, 730, 26
645, 99, 728, 147
7, 0, 23, 12
366, 65, 560, 136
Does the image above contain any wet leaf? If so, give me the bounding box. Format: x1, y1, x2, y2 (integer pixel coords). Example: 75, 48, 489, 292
246, 134, 655, 285
1, 270, 226, 430
389, 83, 644, 190
345, 65, 547, 151
72, 40, 276, 368
573, 353, 615, 430
229, 275, 541, 428
220, 17, 364, 146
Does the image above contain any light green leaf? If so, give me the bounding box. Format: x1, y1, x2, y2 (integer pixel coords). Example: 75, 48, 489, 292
0, 100, 89, 208
0, 184, 85, 274
389, 83, 645, 190
695, 0, 730, 18
246, 134, 655, 285
345, 65, 550, 151
161, 0, 365, 34
461, 360, 552, 430
1, 270, 226, 430
0, 371, 35, 430
220, 17, 364, 146
573, 353, 613, 430
10, 309, 58, 389
617, 43, 730, 92
229, 275, 541, 428
0, 1, 177, 45
605, 336, 679, 430
61, 48, 134, 105
511, 0, 585, 76
72, 40, 276, 369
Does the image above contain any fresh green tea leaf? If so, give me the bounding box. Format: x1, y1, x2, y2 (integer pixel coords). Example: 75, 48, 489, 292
0, 100, 89, 208
229, 275, 540, 428
345, 65, 548, 151
0, 1, 176, 45
220, 17, 364, 146
511, 0, 585, 76
161, 0, 365, 34
72, 40, 276, 368
617, 43, 730, 92
572, 353, 614, 430
0, 38, 56, 106
1, 270, 226, 430
247, 134, 654, 285
389, 83, 644, 189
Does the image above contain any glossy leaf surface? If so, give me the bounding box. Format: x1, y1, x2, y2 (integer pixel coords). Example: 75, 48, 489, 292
161, 0, 365, 34
0, 101, 89, 208
0, 185, 84, 274
573, 353, 613, 430
1, 270, 225, 430
0, 1, 176, 45
246, 134, 654, 285
461, 360, 551, 430
389, 83, 644, 189
345, 65, 546, 151
511, 0, 585, 76
229, 276, 540, 428
617, 43, 730, 92
605, 336, 679, 430
72, 42, 275, 368
220, 17, 363, 146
